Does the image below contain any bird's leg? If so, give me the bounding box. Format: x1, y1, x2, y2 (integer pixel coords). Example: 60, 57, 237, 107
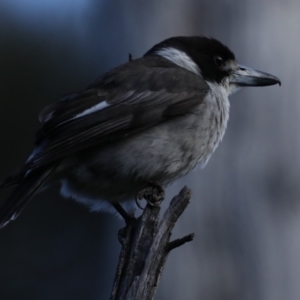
112, 203, 135, 225
135, 181, 165, 209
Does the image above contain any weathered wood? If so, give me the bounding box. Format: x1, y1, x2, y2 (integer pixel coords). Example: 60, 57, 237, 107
110, 186, 194, 300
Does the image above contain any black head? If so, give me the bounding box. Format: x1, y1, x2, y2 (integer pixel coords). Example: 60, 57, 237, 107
145, 36, 281, 90
145, 36, 236, 84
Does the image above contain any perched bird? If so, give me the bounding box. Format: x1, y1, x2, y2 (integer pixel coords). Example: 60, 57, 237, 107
0, 36, 280, 228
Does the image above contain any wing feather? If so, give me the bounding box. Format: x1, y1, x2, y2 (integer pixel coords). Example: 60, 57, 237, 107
28, 56, 209, 170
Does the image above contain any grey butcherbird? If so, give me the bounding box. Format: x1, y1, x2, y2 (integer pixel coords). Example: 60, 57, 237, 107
0, 36, 280, 227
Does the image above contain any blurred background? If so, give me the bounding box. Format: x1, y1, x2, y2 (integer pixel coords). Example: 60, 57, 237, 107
0, 0, 298, 299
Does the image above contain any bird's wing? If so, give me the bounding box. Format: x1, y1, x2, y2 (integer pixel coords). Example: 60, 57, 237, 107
0, 57, 209, 227
26, 57, 209, 171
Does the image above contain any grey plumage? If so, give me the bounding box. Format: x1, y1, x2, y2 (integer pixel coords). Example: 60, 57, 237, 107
60, 89, 229, 211
0, 36, 280, 227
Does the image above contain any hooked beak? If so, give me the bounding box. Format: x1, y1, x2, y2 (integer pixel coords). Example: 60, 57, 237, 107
231, 64, 281, 87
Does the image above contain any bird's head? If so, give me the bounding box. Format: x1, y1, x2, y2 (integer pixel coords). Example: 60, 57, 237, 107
145, 36, 280, 95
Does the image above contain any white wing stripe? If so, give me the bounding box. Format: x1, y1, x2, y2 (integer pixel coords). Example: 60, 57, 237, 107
156, 47, 201, 75
73, 101, 110, 119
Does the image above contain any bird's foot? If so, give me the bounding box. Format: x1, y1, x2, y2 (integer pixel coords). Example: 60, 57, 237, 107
135, 181, 165, 209
113, 203, 136, 225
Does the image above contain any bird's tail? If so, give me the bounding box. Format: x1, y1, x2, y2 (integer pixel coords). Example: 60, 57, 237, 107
0, 165, 57, 228
0, 168, 27, 189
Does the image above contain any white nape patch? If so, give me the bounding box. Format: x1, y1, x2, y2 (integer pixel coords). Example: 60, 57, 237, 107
73, 101, 109, 119
156, 47, 201, 75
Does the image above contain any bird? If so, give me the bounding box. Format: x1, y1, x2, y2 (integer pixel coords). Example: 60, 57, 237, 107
0, 36, 280, 228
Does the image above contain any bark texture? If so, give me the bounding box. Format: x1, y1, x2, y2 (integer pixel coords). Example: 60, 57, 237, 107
110, 186, 194, 300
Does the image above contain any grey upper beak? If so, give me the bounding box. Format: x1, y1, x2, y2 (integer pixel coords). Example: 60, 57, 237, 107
231, 64, 281, 87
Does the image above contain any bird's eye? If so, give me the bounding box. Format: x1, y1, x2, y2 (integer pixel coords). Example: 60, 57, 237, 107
214, 56, 224, 67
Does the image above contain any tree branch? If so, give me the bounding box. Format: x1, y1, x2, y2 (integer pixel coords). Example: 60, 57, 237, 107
110, 186, 193, 300
166, 233, 195, 252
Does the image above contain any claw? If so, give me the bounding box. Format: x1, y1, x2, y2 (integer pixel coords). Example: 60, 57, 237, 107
135, 191, 145, 210
135, 181, 165, 210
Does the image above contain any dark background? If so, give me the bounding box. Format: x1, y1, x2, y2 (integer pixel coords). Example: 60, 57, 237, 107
0, 1, 299, 299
